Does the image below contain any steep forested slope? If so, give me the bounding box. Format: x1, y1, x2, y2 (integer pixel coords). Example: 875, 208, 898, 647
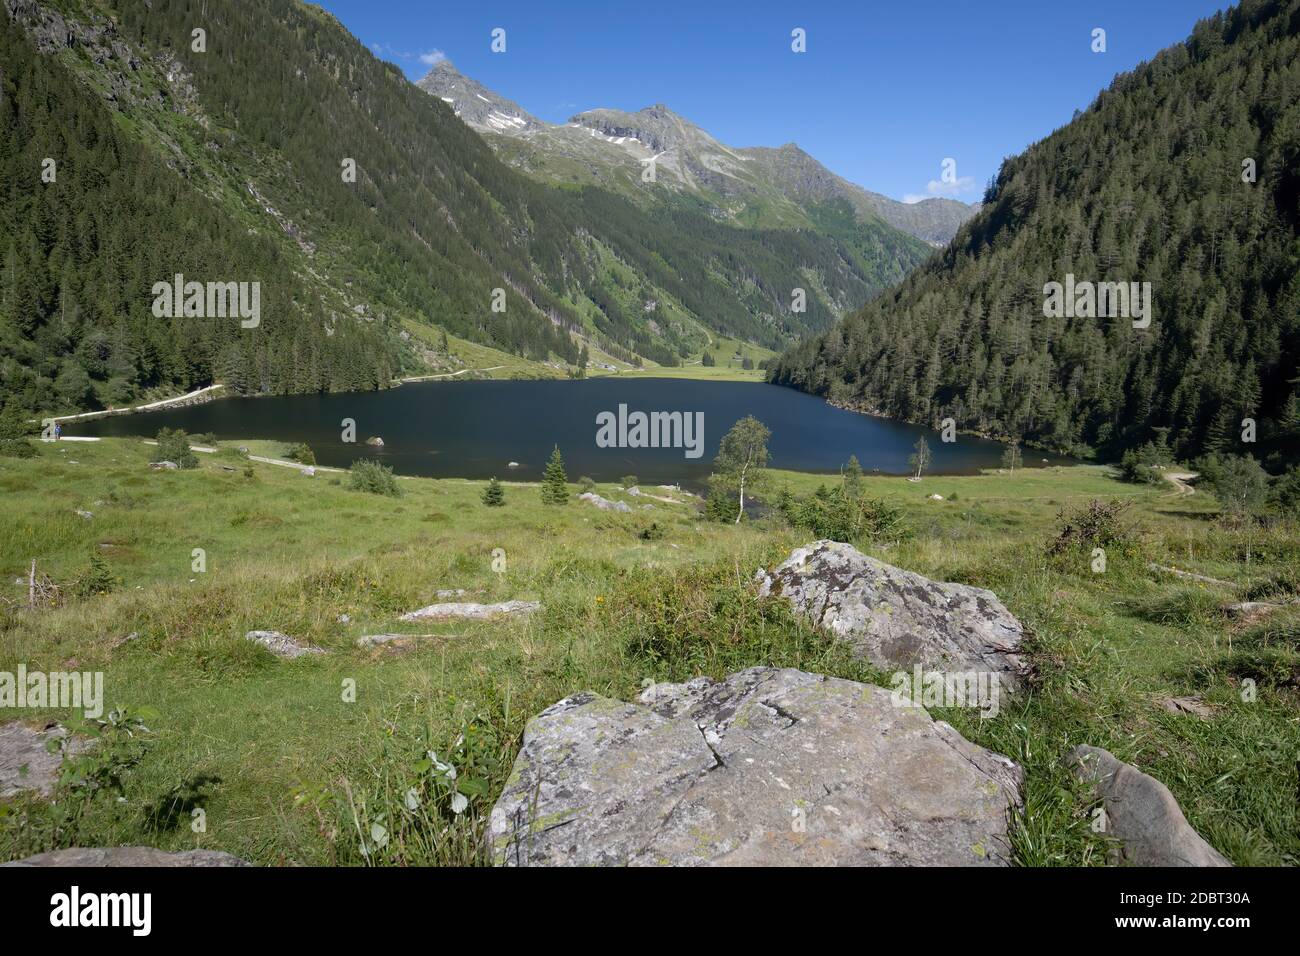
0, 1, 404, 412
1, 0, 929, 416
771, 0, 1300, 464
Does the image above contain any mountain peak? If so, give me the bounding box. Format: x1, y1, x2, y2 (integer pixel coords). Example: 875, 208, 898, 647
416, 59, 543, 133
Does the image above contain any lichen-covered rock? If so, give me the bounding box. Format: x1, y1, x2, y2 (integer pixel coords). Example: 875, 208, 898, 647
756, 541, 1029, 693
398, 599, 539, 622
1068, 745, 1232, 867
244, 630, 326, 659
2, 847, 249, 867
0, 722, 92, 798
488, 667, 1022, 866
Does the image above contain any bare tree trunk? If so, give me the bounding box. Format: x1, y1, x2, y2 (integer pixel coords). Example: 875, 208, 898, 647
28, 559, 35, 609
735, 463, 748, 524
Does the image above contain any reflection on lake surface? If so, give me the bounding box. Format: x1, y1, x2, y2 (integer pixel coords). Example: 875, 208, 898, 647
69, 378, 1071, 486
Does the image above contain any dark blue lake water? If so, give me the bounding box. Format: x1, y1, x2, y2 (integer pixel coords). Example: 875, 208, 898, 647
68, 378, 1068, 485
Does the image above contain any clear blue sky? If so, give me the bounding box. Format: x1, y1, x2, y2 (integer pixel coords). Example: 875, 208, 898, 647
316, 0, 1231, 203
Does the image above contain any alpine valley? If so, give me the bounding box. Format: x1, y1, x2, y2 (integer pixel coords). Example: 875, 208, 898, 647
0, 0, 970, 416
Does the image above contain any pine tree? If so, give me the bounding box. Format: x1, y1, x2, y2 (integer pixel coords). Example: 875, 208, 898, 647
482, 476, 505, 507
540, 446, 569, 505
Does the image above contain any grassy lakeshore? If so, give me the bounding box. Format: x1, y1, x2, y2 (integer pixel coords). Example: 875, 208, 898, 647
1, 438, 1297, 865
397, 319, 774, 384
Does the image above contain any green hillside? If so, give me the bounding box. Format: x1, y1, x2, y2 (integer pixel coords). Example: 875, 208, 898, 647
0, 0, 931, 418
770, 0, 1300, 467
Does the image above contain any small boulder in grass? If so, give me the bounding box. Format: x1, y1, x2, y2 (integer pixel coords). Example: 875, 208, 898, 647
578, 492, 632, 513
245, 630, 326, 659
1161, 696, 1215, 719
398, 600, 539, 622
1068, 745, 1231, 867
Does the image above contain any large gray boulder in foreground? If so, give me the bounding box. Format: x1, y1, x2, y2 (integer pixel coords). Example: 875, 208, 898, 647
488, 667, 1022, 866
2, 848, 249, 867
757, 541, 1029, 693
1068, 745, 1231, 867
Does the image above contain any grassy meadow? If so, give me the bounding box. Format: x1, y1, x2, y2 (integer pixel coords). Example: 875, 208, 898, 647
0, 436, 1296, 866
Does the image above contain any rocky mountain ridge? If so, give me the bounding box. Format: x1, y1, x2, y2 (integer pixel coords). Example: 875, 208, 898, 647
417, 60, 977, 246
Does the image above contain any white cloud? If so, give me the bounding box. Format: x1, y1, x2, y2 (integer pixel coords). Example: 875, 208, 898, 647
369, 43, 442, 64
902, 176, 978, 204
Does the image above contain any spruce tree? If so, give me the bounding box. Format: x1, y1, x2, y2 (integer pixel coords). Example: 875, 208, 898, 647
482, 476, 505, 507
843, 454, 864, 499
541, 446, 569, 505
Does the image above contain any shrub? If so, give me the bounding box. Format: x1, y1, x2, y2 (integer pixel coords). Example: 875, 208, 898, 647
71, 552, 116, 598
287, 442, 316, 466
620, 475, 639, 489
1272, 467, 1300, 514
1118, 442, 1167, 484
780, 485, 907, 543
333, 715, 505, 865
1047, 498, 1137, 557
0, 709, 154, 858
638, 522, 665, 540
1199, 453, 1270, 517
704, 485, 735, 522
579, 476, 596, 492
0, 408, 36, 458
152, 428, 198, 469
349, 459, 400, 497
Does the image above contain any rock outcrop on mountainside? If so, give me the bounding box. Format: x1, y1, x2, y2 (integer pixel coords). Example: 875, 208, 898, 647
417, 60, 977, 246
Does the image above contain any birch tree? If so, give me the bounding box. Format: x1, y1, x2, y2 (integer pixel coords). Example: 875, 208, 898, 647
714, 416, 771, 523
